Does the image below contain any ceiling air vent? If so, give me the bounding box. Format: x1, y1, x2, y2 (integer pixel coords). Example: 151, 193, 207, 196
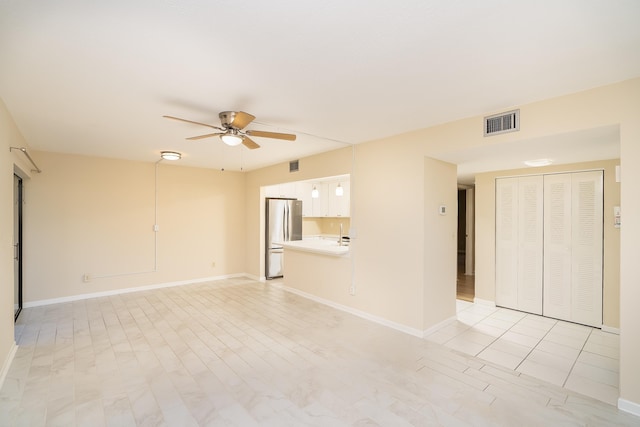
484, 109, 520, 136
289, 159, 299, 173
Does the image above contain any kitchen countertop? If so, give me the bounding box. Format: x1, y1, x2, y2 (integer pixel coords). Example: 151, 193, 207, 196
279, 239, 349, 256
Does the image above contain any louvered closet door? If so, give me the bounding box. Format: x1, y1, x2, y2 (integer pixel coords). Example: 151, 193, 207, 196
495, 178, 519, 310
543, 171, 603, 327
543, 174, 573, 321
570, 171, 603, 326
516, 176, 543, 314
495, 176, 543, 313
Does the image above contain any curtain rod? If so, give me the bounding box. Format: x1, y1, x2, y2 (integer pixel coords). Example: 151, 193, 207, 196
10, 147, 42, 173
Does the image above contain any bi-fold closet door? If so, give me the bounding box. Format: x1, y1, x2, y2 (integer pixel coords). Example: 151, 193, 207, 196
495, 171, 603, 327
495, 176, 544, 315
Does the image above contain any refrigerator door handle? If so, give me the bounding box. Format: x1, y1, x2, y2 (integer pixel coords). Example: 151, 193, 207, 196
284, 203, 289, 241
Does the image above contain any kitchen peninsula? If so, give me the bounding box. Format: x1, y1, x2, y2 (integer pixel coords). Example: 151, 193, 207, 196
280, 238, 353, 304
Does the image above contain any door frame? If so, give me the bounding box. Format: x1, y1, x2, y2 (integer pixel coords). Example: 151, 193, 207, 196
14, 174, 23, 321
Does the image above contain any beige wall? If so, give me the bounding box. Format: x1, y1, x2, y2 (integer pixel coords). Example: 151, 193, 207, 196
423, 157, 458, 328
475, 159, 620, 327
23, 151, 246, 302
619, 99, 640, 410
0, 98, 35, 378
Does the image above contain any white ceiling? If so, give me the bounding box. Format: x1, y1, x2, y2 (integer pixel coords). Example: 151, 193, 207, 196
0, 1, 638, 179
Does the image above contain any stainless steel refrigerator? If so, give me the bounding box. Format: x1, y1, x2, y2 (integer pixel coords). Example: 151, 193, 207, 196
265, 198, 303, 279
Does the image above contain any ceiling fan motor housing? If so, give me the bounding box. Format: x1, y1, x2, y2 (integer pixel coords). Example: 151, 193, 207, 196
219, 111, 237, 128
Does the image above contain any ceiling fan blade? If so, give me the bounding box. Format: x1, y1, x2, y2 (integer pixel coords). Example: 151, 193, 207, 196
242, 136, 260, 150
246, 130, 296, 141
186, 132, 223, 140
163, 115, 223, 130
231, 111, 255, 129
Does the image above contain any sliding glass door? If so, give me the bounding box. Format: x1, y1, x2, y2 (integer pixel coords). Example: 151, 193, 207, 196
14, 174, 23, 320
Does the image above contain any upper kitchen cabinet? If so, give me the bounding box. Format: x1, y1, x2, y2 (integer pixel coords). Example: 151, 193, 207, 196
265, 175, 350, 218
311, 183, 329, 217
328, 181, 350, 217
264, 182, 296, 198
295, 182, 313, 217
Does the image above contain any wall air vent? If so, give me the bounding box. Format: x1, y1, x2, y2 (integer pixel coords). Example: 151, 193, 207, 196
289, 159, 299, 173
484, 109, 520, 136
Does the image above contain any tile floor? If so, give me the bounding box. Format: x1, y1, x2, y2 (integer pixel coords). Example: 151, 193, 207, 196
428, 300, 621, 407
0, 278, 638, 426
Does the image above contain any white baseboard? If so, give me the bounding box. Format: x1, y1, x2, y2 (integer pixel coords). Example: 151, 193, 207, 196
242, 273, 261, 282
278, 285, 425, 338
601, 325, 620, 335
0, 342, 18, 390
618, 398, 640, 417
23, 273, 251, 308
422, 316, 457, 338
473, 298, 496, 307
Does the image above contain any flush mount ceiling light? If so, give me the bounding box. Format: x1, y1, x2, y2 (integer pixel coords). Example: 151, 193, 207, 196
160, 151, 181, 161
524, 158, 553, 167
220, 132, 244, 146
335, 183, 344, 196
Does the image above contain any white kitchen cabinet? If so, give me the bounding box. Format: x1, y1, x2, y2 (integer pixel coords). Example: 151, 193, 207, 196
264, 184, 279, 198
264, 182, 296, 198
328, 181, 350, 217
267, 177, 351, 218
311, 183, 329, 217
295, 182, 313, 217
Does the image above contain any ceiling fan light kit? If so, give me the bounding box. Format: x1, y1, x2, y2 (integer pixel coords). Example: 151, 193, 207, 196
163, 110, 296, 151
220, 133, 243, 146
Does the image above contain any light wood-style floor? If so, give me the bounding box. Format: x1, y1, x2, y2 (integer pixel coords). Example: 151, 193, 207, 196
1, 278, 637, 426
456, 252, 474, 302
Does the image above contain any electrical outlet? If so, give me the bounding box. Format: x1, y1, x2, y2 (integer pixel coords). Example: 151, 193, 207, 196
211, 261, 216, 267
349, 286, 356, 295
83, 274, 91, 283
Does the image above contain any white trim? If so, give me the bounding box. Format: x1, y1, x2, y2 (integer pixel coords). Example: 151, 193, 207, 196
422, 315, 458, 338
473, 298, 496, 307
618, 398, 640, 417
23, 273, 250, 308
279, 285, 425, 338
243, 273, 261, 282
0, 342, 18, 390
601, 325, 620, 335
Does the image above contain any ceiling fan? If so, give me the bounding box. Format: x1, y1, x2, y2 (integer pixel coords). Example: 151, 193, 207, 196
163, 111, 296, 150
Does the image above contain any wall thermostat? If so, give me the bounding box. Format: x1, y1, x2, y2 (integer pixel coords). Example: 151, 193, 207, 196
439, 205, 447, 215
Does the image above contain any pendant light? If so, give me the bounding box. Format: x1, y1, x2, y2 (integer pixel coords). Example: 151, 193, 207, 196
311, 185, 319, 198
335, 182, 344, 196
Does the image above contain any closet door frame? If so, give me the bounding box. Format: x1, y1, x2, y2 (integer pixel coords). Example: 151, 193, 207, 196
495, 170, 604, 327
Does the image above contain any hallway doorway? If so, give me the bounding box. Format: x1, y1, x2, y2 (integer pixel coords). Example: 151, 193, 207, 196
457, 187, 475, 302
